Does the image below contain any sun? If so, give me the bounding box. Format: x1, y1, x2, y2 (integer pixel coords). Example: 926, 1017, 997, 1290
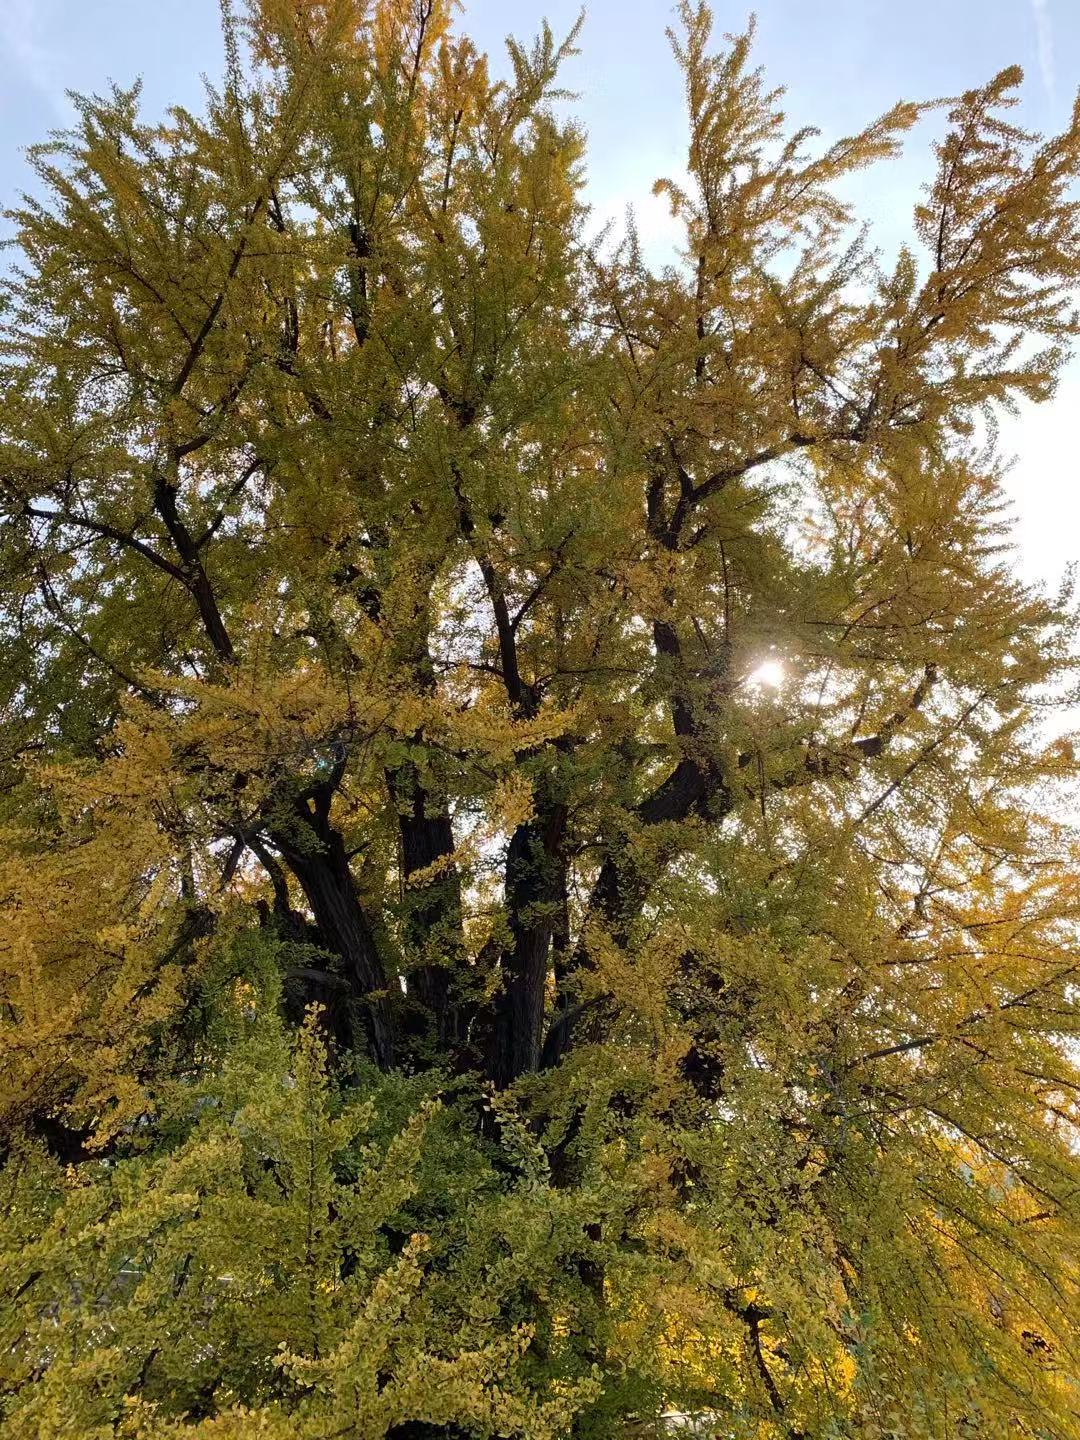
747, 658, 785, 690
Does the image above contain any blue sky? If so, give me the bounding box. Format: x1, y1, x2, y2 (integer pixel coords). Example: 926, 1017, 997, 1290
2, 0, 1078, 584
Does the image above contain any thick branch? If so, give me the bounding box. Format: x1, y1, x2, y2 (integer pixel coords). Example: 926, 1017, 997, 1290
20, 503, 187, 584
152, 469, 235, 661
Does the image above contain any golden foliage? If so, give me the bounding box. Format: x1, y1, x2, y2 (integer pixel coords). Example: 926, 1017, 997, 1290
1, 1, 1079, 1434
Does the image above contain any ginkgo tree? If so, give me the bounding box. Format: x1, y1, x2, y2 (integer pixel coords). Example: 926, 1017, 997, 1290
2, 0, 1080, 1435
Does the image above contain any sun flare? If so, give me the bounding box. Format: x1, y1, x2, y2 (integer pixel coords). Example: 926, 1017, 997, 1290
747, 658, 785, 690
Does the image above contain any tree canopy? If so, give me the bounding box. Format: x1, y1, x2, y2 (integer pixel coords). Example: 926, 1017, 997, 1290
2, 1, 1080, 1435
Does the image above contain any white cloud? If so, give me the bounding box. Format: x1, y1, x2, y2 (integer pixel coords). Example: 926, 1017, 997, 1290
0, 0, 68, 117
998, 368, 1080, 590
1030, 0, 1056, 105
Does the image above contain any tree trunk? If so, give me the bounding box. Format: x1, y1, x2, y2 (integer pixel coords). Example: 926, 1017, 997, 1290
485, 802, 567, 1088
391, 760, 465, 1048
270, 801, 394, 1071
